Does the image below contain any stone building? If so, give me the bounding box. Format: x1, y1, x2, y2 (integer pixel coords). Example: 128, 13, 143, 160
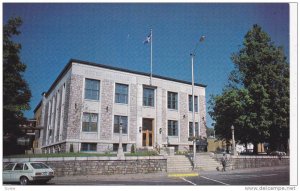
34, 59, 207, 153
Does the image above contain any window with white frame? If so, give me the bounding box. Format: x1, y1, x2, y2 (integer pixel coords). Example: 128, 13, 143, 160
189, 122, 199, 137
188, 95, 198, 112
143, 87, 155, 107
168, 91, 178, 110
115, 83, 128, 104
85, 79, 100, 100
114, 115, 128, 134
81, 143, 97, 152
82, 113, 98, 132
168, 120, 178, 136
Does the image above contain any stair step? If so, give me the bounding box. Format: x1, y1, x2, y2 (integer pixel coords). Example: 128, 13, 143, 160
167, 155, 193, 173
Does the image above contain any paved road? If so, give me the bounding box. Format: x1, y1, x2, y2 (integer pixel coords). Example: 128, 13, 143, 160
186, 166, 289, 185
48, 166, 289, 186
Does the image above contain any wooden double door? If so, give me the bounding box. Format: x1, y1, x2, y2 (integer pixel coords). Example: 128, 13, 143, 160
142, 118, 153, 147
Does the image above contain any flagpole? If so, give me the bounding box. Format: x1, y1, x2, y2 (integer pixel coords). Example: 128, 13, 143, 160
150, 29, 153, 85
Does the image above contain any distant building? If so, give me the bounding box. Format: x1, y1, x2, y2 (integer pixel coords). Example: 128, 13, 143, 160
17, 119, 44, 154
34, 59, 207, 153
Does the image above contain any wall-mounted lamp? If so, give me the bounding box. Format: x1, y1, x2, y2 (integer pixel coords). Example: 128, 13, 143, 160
159, 128, 162, 134
183, 115, 186, 119
106, 106, 109, 112
139, 127, 142, 133
75, 103, 77, 109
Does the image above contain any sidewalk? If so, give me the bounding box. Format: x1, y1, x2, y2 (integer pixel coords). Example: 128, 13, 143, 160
197, 165, 289, 176
52, 171, 169, 182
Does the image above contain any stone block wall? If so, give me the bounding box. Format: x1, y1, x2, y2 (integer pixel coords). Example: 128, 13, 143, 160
179, 92, 188, 142
161, 89, 167, 143
3, 156, 167, 177
199, 95, 207, 138
129, 84, 138, 141
230, 156, 289, 169
100, 79, 114, 140
67, 74, 84, 141
62, 76, 71, 142
214, 154, 289, 170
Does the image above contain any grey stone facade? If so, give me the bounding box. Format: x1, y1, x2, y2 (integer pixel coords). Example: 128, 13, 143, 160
179, 92, 189, 146
67, 74, 83, 140
100, 79, 114, 140
199, 95, 207, 137
161, 89, 167, 143
37, 60, 207, 154
129, 84, 138, 141
62, 77, 71, 142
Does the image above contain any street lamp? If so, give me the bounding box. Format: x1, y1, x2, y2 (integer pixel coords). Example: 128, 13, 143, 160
191, 35, 205, 169
117, 118, 125, 159
231, 125, 237, 156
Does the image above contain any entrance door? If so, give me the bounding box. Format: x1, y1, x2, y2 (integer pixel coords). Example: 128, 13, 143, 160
142, 118, 153, 147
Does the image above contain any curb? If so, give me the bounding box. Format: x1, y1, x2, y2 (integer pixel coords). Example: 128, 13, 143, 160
168, 172, 199, 177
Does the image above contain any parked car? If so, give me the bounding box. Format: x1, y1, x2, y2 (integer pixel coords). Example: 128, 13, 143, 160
270, 151, 286, 156
3, 162, 54, 185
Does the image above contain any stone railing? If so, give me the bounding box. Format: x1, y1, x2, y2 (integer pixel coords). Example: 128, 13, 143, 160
3, 156, 167, 177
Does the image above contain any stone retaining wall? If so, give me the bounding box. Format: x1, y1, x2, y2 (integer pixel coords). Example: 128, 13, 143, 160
214, 154, 289, 170
3, 156, 167, 177
231, 156, 289, 169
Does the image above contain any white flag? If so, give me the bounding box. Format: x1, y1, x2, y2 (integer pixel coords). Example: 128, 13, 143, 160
143, 33, 152, 44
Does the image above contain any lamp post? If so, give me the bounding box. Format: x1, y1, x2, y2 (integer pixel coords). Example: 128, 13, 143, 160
117, 119, 125, 159
231, 125, 237, 156
191, 35, 205, 169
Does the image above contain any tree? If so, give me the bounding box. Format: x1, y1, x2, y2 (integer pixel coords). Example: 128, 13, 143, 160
3, 17, 31, 155
231, 24, 289, 152
209, 88, 254, 151
210, 24, 289, 153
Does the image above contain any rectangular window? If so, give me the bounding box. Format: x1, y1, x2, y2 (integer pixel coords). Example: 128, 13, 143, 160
4, 164, 15, 171
81, 143, 97, 152
114, 115, 128, 134
85, 79, 100, 100
115, 83, 128, 104
168, 92, 178, 110
189, 122, 199, 137
82, 113, 98, 132
113, 144, 127, 152
168, 120, 178, 136
188, 95, 198, 112
24, 164, 29, 170
143, 87, 155, 107
14, 163, 24, 170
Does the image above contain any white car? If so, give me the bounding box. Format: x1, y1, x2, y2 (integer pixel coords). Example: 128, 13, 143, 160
3, 162, 54, 185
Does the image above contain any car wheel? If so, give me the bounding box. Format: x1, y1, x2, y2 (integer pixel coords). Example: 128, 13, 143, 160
20, 176, 29, 185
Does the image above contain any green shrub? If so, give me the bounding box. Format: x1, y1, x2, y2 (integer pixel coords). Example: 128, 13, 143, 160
131, 144, 136, 154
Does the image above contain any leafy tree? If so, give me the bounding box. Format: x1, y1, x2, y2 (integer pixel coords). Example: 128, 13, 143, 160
3, 17, 31, 155
231, 24, 289, 152
210, 24, 289, 153
209, 88, 254, 150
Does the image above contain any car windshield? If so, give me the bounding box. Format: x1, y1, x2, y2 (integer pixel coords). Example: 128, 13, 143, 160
30, 163, 49, 169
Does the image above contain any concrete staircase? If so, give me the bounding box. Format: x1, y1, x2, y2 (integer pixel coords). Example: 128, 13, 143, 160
194, 153, 220, 171
167, 155, 193, 172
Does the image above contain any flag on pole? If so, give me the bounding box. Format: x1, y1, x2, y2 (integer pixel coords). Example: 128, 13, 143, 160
143, 33, 152, 44
143, 29, 153, 85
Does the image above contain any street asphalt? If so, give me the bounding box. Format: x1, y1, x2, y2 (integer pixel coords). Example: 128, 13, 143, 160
46, 165, 290, 186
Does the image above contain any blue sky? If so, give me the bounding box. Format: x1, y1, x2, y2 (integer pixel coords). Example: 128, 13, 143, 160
3, 3, 289, 128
